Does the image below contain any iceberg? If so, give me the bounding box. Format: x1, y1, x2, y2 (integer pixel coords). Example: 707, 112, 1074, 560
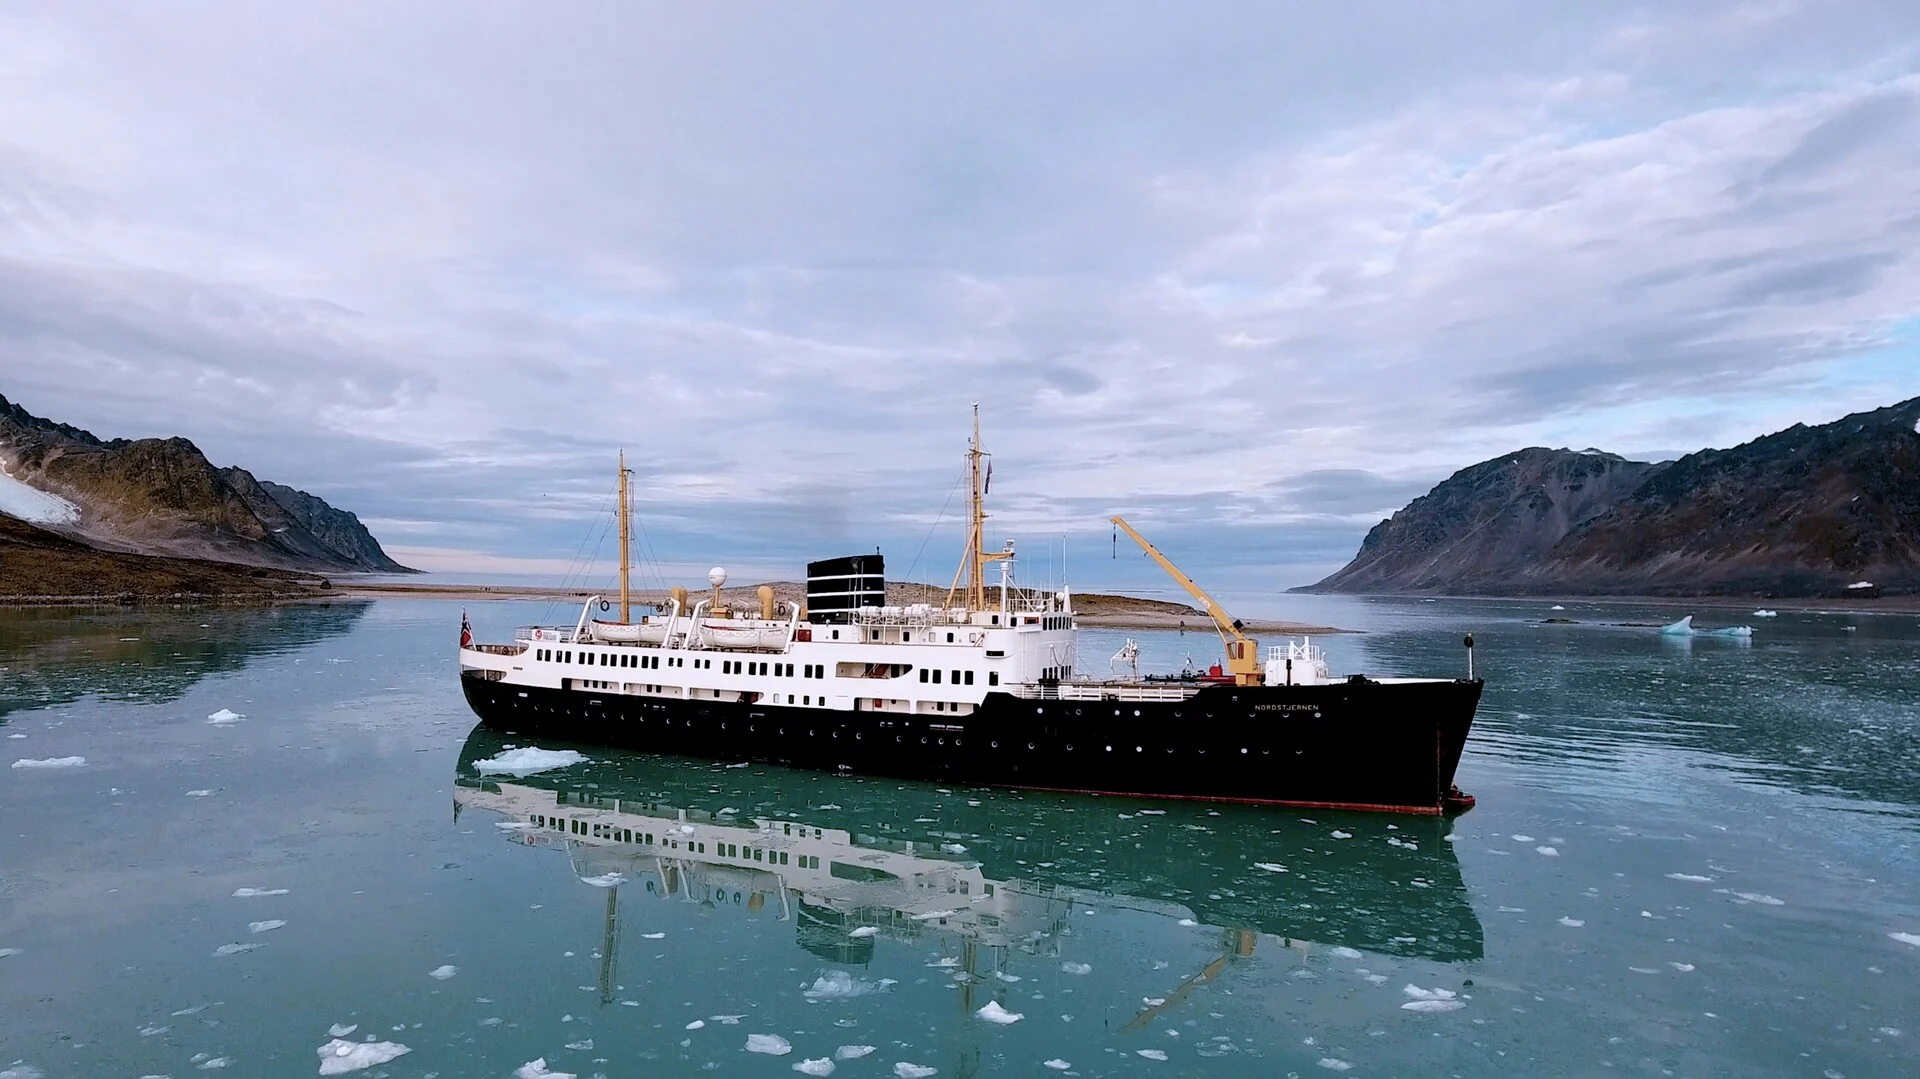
975, 1001, 1023, 1024
473, 747, 587, 776
514, 1060, 575, 1079
10, 757, 85, 769
1660, 616, 1753, 638
206, 709, 245, 724
1659, 616, 1695, 636
1753, 609, 1778, 618
317, 1038, 411, 1075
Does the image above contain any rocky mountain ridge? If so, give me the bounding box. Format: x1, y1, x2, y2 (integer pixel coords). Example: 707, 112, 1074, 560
1303, 396, 1920, 597
0, 392, 411, 574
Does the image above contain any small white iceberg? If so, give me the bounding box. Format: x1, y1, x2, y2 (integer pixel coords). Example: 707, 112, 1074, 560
232, 887, 289, 897
893, 1065, 937, 1079
835, 1045, 876, 1060
1060, 961, 1092, 975
474, 747, 587, 776
206, 709, 245, 725
794, 1059, 835, 1076
975, 1001, 1023, 1024
328, 1023, 357, 1038
428, 964, 458, 979
1136, 1049, 1168, 1060
11, 756, 85, 769
247, 920, 285, 934
1044, 1060, 1071, 1071
1889, 932, 1920, 947
1558, 917, 1585, 927
1753, 609, 1778, 618
214, 942, 264, 956
747, 1034, 794, 1056
1660, 615, 1752, 638
514, 1060, 575, 1079
1253, 862, 1287, 873
317, 1038, 411, 1075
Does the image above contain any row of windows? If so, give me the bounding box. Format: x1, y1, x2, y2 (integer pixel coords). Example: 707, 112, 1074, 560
527, 814, 808, 864
918, 668, 980, 685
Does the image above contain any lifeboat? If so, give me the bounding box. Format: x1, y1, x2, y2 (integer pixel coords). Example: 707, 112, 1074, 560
591, 620, 667, 644
701, 622, 791, 650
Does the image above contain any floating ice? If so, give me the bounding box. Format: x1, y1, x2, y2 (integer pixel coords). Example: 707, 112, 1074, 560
940, 843, 968, 854
1136, 1049, 1168, 1060
1060, 962, 1091, 975
835, 1045, 876, 1060
1511, 835, 1534, 843
1550, 605, 1566, 610
1330, 830, 1352, 840
1318, 1059, 1353, 1071
1558, 917, 1584, 927
993, 971, 1020, 982
1670, 962, 1695, 971
317, 1038, 411, 1075
563, 1039, 592, 1051
1665, 873, 1713, 883
578, 873, 624, 888
140, 1024, 169, 1036
747, 1034, 794, 1055
1176, 918, 1197, 927
1660, 616, 1694, 636
794, 1059, 835, 1076
1536, 846, 1560, 857
428, 964, 457, 979
247, 920, 285, 934
893, 1065, 936, 1078
1253, 862, 1287, 873
187, 789, 215, 797
710, 1015, 746, 1024
975, 1001, 1023, 1024
1330, 946, 1363, 959
0, 948, 19, 958
197, 1058, 231, 1070
0, 465, 80, 524
232, 887, 288, 897
11, 757, 85, 769
1890, 932, 1920, 947
1044, 1060, 1071, 1071
641, 932, 665, 939
1403, 984, 1457, 1001
328, 1024, 357, 1037
206, 709, 245, 725
804, 970, 889, 1000
213, 942, 264, 955
686, 1020, 706, 1030
1720, 890, 1785, 906
472, 748, 587, 777
849, 926, 880, 938
1754, 609, 1778, 617
514, 1060, 575, 1079
1402, 999, 1466, 1013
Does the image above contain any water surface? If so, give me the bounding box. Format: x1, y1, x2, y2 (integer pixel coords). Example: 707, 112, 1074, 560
2, 597, 1916, 1077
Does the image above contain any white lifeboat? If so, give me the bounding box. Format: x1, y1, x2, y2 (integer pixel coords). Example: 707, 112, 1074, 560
592, 619, 667, 644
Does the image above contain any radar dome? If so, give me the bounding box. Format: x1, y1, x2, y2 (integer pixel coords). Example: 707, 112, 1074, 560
708, 567, 728, 588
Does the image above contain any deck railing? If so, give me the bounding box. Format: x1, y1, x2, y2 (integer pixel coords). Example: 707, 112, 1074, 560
1007, 682, 1196, 703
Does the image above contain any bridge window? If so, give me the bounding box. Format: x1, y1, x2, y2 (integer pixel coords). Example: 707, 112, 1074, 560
964, 671, 974, 685
951, 669, 960, 684
989, 672, 998, 685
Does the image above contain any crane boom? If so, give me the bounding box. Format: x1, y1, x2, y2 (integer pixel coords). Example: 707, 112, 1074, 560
1110, 516, 1264, 685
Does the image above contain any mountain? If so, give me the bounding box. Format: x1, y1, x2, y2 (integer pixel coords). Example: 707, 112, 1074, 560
0, 392, 413, 574
0, 512, 333, 602
1303, 396, 1920, 597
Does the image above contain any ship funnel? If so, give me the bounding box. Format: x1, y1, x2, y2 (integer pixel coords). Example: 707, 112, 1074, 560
758, 584, 775, 620
806, 553, 884, 624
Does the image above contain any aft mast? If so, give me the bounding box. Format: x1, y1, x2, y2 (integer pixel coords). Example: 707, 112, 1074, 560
618, 450, 632, 624
947, 403, 1012, 613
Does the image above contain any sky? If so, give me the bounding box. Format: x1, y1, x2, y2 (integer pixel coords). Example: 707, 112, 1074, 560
2, 2, 1917, 598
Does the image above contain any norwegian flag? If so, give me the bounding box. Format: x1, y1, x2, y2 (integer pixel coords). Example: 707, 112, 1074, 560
459, 609, 473, 649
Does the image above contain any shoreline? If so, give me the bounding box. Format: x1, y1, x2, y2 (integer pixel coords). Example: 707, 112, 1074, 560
1346, 592, 1920, 616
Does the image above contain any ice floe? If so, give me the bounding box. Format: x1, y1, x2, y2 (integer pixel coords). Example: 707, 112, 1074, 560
1669, 962, 1695, 972
794, 1059, 835, 1076
1329, 946, 1363, 959
1136, 1049, 1168, 1060
1044, 1060, 1071, 1070
563, 1039, 592, 1051
893, 1064, 936, 1078
0, 948, 20, 959
1318, 1060, 1353, 1072
642, 932, 666, 939
1510, 835, 1534, 843
1060, 962, 1091, 975
1754, 609, 1778, 617
316, 1038, 411, 1075
1718, 890, 1785, 905
247, 920, 285, 934
686, 1020, 706, 1030
578, 873, 624, 888
1890, 932, 1920, 947
1330, 830, 1352, 840
1252, 862, 1288, 873
10, 757, 85, 769
187, 789, 215, 797
848, 926, 880, 938
975, 1001, 1023, 1024
472, 748, 587, 776
196, 1057, 231, 1069
206, 709, 245, 725
140, 1024, 169, 1036
940, 843, 968, 854
1535, 846, 1560, 856
428, 964, 457, 979
328, 1024, 357, 1037
1176, 918, 1197, 927
804, 970, 891, 1000
747, 1034, 794, 1055
213, 942, 264, 955
710, 1014, 746, 1024
1665, 873, 1713, 882
514, 1060, 575, 1079
835, 1045, 876, 1060
231, 887, 288, 897
992, 971, 1020, 982
1557, 917, 1585, 927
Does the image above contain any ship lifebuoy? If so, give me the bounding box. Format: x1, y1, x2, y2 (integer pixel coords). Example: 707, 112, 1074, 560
532, 628, 543, 640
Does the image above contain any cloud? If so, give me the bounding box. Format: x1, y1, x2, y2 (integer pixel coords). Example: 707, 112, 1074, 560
1, 2, 1917, 589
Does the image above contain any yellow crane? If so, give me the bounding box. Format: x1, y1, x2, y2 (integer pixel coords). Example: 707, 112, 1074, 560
1110, 516, 1264, 686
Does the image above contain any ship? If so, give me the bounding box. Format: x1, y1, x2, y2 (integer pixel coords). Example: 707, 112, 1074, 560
458, 407, 1483, 814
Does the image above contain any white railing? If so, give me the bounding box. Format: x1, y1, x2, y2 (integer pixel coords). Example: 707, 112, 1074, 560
1008, 682, 1197, 703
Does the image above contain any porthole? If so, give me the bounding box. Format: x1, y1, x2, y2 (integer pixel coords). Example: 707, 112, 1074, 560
1240, 747, 1248, 754
991, 740, 999, 748
1133, 709, 1141, 717
1066, 744, 1074, 751
1105, 745, 1112, 752
1135, 746, 1143, 752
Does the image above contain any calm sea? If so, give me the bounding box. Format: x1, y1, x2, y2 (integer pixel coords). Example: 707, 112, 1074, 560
2, 597, 1915, 1078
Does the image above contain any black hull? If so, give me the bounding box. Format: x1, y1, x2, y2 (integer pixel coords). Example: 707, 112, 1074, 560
460, 673, 1482, 814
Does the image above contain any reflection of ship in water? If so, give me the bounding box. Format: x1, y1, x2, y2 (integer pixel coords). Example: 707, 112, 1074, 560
453, 724, 1483, 987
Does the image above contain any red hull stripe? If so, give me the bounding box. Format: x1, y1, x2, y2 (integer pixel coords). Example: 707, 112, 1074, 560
1006, 782, 1445, 816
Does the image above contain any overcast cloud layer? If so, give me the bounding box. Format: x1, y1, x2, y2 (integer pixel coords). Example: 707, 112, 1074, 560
2, 2, 1917, 596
